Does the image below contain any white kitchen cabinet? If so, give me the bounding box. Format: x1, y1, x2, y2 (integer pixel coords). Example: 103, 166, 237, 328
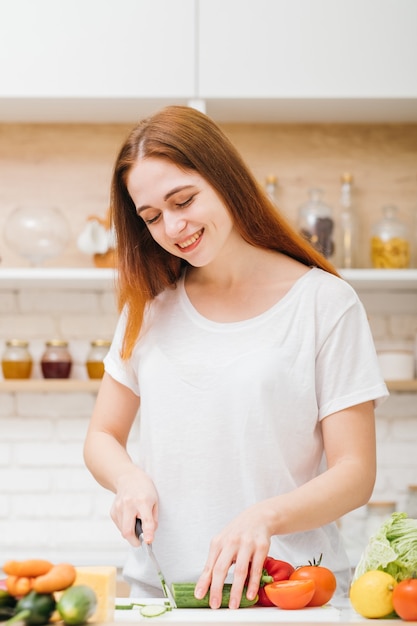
0, 0, 416, 122
199, 0, 417, 98
0, 0, 195, 98
197, 0, 417, 122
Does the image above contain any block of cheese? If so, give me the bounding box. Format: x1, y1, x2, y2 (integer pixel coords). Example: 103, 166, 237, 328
74, 566, 117, 622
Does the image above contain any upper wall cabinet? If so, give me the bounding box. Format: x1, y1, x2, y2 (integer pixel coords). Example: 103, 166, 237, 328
198, 0, 417, 122
0, 0, 195, 102
0, 0, 416, 123
199, 0, 417, 98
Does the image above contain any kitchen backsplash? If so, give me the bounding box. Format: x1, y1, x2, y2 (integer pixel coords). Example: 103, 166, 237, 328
0, 281, 416, 569
0, 120, 416, 573
0, 122, 416, 269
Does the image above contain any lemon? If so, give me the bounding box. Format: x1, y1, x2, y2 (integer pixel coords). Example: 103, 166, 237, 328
349, 570, 397, 618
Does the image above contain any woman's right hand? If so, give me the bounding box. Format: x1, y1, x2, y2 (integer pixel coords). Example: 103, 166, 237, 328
110, 464, 159, 546
84, 374, 158, 546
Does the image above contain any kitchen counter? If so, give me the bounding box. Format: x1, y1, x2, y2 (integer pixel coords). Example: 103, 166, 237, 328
106, 598, 415, 624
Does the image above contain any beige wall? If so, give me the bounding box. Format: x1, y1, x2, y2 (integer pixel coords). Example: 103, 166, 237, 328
1, 119, 417, 571
1, 122, 417, 268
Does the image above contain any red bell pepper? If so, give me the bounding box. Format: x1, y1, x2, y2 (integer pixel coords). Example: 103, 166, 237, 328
256, 557, 295, 606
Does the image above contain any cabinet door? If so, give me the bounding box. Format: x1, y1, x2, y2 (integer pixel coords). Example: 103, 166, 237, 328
0, 0, 195, 97
198, 0, 417, 98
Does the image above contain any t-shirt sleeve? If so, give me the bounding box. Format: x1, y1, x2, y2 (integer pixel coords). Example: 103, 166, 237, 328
315, 288, 388, 420
103, 308, 140, 396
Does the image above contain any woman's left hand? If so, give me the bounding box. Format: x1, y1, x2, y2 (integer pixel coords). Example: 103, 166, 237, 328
194, 502, 272, 609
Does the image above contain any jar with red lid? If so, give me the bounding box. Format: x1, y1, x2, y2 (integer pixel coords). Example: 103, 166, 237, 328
41, 340, 72, 379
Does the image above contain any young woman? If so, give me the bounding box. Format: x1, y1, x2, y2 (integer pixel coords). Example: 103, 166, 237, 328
84, 105, 388, 609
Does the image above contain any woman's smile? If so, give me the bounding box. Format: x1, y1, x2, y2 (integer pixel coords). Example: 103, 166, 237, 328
177, 228, 204, 250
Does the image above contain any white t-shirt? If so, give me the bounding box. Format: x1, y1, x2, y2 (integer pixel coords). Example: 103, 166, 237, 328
104, 267, 388, 597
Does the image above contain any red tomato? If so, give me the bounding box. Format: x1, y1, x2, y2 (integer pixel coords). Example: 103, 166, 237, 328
290, 562, 336, 607
264, 579, 316, 610
392, 578, 417, 621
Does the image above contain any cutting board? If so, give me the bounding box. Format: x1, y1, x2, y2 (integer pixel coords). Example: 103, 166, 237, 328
115, 598, 341, 622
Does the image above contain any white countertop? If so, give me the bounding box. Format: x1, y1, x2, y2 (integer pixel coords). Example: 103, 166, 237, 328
112, 597, 399, 624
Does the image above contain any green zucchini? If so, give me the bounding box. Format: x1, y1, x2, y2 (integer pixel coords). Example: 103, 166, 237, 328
0, 607, 16, 622
56, 585, 97, 626
10, 591, 56, 625
0, 591, 17, 621
172, 583, 258, 608
0, 591, 17, 611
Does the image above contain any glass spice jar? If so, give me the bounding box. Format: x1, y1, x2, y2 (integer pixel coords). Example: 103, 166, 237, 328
41, 340, 72, 379
86, 340, 111, 379
1, 340, 33, 379
370, 205, 410, 268
298, 188, 335, 259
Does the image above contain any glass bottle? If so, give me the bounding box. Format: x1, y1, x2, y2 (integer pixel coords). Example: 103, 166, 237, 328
41, 340, 72, 379
298, 188, 335, 259
404, 485, 417, 518
86, 340, 111, 379
1, 340, 33, 379
370, 205, 410, 268
365, 501, 396, 539
265, 175, 278, 204
338, 172, 358, 268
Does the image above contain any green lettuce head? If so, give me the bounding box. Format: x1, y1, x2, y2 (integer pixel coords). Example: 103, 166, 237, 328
354, 512, 417, 582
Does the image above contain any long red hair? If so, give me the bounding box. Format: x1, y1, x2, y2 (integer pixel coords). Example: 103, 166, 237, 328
111, 105, 338, 359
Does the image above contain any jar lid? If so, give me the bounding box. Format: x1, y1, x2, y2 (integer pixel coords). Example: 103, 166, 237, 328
6, 339, 29, 347
90, 339, 111, 347
265, 175, 277, 184
367, 501, 396, 508
341, 172, 353, 184
408, 485, 417, 491
46, 339, 68, 347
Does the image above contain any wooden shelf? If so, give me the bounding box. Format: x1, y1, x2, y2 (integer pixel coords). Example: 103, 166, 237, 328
0, 267, 117, 290
1, 379, 416, 393
386, 379, 417, 392
0, 379, 101, 392
0, 267, 416, 292
340, 269, 417, 291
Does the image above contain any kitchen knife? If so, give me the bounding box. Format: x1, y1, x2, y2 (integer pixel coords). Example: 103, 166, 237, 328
135, 518, 177, 608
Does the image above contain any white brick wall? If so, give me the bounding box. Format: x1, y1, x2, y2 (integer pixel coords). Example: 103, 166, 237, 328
0, 284, 127, 567
0, 284, 416, 572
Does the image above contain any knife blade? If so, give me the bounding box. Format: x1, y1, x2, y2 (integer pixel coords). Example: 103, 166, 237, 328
135, 518, 177, 608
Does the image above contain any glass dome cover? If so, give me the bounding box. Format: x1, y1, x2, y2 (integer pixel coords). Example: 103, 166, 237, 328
4, 206, 70, 266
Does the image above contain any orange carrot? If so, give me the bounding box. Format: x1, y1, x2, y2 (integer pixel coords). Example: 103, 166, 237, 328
32, 563, 76, 593
3, 559, 53, 578
5, 575, 33, 596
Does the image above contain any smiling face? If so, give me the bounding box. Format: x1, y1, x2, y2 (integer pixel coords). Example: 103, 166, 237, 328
127, 157, 239, 268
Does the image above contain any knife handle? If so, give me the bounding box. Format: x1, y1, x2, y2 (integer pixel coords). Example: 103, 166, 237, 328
135, 518, 143, 540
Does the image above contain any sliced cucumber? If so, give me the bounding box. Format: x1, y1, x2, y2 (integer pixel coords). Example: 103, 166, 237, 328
172, 582, 258, 608
139, 605, 168, 618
